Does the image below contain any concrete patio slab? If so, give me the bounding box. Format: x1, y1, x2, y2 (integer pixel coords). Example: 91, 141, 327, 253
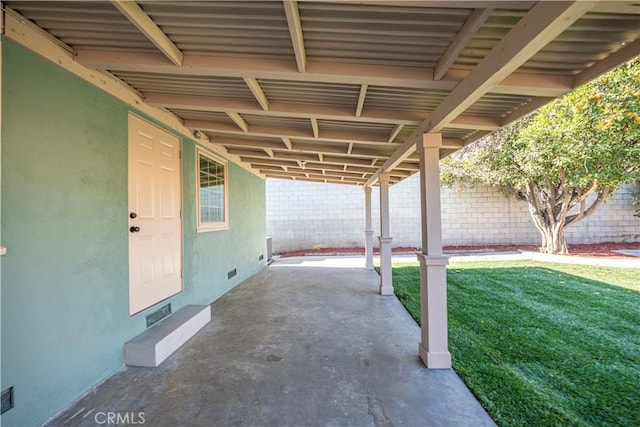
47, 256, 494, 427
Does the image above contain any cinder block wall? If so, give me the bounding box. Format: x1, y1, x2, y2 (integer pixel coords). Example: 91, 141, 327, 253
266, 175, 639, 253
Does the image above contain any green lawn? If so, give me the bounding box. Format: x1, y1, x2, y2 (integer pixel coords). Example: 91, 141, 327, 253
391, 261, 640, 427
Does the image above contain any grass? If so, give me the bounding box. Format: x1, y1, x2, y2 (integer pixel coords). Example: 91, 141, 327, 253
391, 261, 640, 427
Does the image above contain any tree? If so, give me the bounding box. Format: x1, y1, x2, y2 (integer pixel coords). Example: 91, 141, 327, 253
441, 58, 640, 254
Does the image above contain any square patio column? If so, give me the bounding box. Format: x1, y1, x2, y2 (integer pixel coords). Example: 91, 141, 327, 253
364, 186, 374, 270
417, 133, 451, 369
378, 173, 394, 295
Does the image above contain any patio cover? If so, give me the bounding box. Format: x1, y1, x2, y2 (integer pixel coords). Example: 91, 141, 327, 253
3, 0, 639, 187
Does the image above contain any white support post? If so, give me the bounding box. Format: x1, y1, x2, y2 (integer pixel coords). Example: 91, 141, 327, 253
378, 173, 393, 295
417, 133, 451, 369
364, 186, 374, 270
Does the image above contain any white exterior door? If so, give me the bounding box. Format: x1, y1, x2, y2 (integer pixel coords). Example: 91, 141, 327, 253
128, 114, 183, 315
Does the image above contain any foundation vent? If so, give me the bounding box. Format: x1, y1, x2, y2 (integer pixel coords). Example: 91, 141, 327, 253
1, 386, 14, 414
228, 268, 237, 279
146, 304, 172, 328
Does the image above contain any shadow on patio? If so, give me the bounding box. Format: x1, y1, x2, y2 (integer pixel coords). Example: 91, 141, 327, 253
48, 256, 494, 427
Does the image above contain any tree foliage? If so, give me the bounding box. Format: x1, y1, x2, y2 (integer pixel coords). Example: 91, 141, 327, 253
441, 58, 640, 254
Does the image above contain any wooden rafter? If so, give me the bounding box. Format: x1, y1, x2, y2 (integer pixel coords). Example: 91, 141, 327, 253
281, 137, 292, 150
282, 0, 307, 73
226, 112, 248, 132
355, 84, 368, 117
434, 8, 493, 81
243, 77, 269, 110
111, 0, 183, 66
388, 124, 403, 143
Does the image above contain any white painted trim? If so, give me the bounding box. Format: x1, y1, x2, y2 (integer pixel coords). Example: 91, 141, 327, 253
196, 145, 230, 233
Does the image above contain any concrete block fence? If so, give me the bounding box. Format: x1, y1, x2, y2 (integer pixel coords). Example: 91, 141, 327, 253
266, 175, 640, 254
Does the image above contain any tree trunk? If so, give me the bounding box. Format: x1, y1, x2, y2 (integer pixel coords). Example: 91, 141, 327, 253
523, 181, 614, 256
539, 224, 568, 255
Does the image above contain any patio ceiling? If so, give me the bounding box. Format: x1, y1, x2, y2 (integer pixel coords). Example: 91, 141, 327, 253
4, 1, 639, 186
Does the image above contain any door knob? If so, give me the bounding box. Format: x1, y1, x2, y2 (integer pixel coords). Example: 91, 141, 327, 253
130, 212, 137, 219
130, 226, 140, 233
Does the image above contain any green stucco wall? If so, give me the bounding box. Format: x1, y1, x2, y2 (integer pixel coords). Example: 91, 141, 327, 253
0, 39, 266, 426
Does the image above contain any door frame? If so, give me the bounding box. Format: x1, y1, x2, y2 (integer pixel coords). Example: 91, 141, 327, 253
127, 112, 184, 315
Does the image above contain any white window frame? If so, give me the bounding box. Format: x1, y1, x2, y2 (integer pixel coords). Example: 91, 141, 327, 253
196, 146, 229, 232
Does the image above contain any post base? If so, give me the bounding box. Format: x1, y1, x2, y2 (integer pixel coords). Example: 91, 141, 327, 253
379, 285, 394, 296
419, 343, 451, 369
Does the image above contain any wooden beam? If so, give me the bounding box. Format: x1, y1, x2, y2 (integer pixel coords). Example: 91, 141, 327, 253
211, 136, 287, 150
183, 120, 240, 134
290, 142, 347, 155
242, 151, 319, 163
441, 138, 465, 150
310, 117, 319, 138
243, 77, 269, 110
243, 157, 298, 167
75, 50, 572, 97
497, 72, 572, 97
257, 164, 287, 172
355, 84, 368, 117
146, 93, 424, 125
434, 8, 493, 80
350, 146, 396, 158
186, 119, 311, 139
282, 0, 307, 73
281, 137, 292, 150
260, 146, 276, 158
448, 115, 501, 131
323, 155, 378, 167
226, 112, 248, 132
366, 1, 594, 187
111, 0, 183, 66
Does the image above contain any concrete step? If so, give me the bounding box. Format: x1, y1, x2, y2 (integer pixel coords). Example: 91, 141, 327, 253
125, 305, 211, 367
